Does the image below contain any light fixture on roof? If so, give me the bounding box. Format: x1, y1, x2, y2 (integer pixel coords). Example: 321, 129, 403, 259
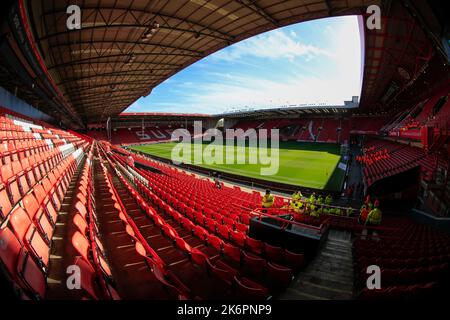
125, 53, 136, 65
141, 21, 160, 40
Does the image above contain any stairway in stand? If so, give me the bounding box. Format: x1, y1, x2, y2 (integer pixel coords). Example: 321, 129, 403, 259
279, 230, 354, 300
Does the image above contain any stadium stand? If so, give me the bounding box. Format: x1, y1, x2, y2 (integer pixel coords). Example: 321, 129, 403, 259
87, 125, 195, 146
359, 138, 448, 186
1, 91, 450, 301
354, 217, 450, 299
0, 110, 91, 299
0, 0, 449, 302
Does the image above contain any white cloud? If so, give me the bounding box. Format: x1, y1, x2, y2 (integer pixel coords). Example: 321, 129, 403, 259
127, 16, 362, 114
180, 71, 358, 114
179, 16, 363, 113
214, 29, 331, 62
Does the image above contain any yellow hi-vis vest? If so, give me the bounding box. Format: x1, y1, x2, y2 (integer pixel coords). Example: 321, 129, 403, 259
367, 208, 382, 225
262, 194, 274, 208
291, 193, 300, 208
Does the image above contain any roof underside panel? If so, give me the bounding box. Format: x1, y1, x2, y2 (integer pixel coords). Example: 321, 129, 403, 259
29, 0, 378, 123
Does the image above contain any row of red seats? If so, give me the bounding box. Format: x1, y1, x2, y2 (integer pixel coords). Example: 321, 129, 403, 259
1, 116, 83, 148
349, 116, 389, 133
363, 142, 424, 186
353, 217, 450, 297
116, 146, 283, 210
70, 147, 120, 300
104, 147, 286, 298
0, 130, 37, 140
132, 159, 284, 218
1, 140, 51, 159
362, 138, 449, 186
0, 143, 85, 299
95, 126, 193, 145
134, 178, 304, 271
1, 148, 68, 218
135, 167, 253, 230
107, 152, 304, 294
358, 282, 439, 300
113, 152, 256, 231
233, 118, 345, 143
97, 153, 190, 299
109, 160, 223, 299
316, 119, 341, 143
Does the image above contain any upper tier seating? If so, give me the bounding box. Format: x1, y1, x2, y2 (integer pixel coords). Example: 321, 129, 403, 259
88, 126, 194, 145
349, 116, 390, 134
361, 139, 448, 186
234, 118, 345, 143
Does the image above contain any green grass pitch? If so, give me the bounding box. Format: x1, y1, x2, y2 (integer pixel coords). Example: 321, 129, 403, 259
130, 141, 345, 191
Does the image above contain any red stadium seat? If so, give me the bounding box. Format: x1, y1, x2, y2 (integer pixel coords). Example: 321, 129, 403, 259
206, 259, 237, 285
191, 249, 207, 266
33, 183, 47, 205
73, 214, 89, 236
0, 227, 46, 299
205, 218, 217, 233
7, 179, 21, 206
212, 213, 223, 224
72, 231, 91, 262
32, 164, 42, 182
181, 217, 194, 232
266, 262, 294, 288
194, 212, 204, 226
44, 199, 58, 224
96, 251, 113, 278
215, 260, 239, 279
222, 217, 234, 228
234, 276, 269, 300
241, 214, 251, 225
9, 206, 50, 269
175, 237, 192, 254
246, 237, 263, 255
235, 223, 248, 233
22, 193, 41, 220
217, 224, 230, 240
0, 184, 12, 218
154, 265, 190, 300
207, 235, 223, 252
33, 207, 54, 244
17, 173, 30, 195
193, 225, 207, 242
284, 250, 305, 269
73, 257, 99, 300
41, 177, 53, 193
264, 243, 283, 262
25, 168, 36, 189
75, 201, 88, 219
1, 163, 14, 182
230, 231, 246, 248
162, 224, 178, 240
242, 251, 266, 276
223, 243, 241, 263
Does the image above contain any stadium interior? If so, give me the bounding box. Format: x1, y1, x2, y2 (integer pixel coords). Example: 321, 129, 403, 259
0, 0, 449, 302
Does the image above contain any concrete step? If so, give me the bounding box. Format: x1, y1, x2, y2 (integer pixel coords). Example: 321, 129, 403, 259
279, 229, 355, 300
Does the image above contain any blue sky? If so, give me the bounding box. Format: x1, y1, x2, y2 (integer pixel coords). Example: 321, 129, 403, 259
126, 15, 363, 114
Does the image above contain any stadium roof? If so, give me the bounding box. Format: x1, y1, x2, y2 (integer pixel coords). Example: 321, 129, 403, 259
0, 0, 448, 128
120, 112, 212, 118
